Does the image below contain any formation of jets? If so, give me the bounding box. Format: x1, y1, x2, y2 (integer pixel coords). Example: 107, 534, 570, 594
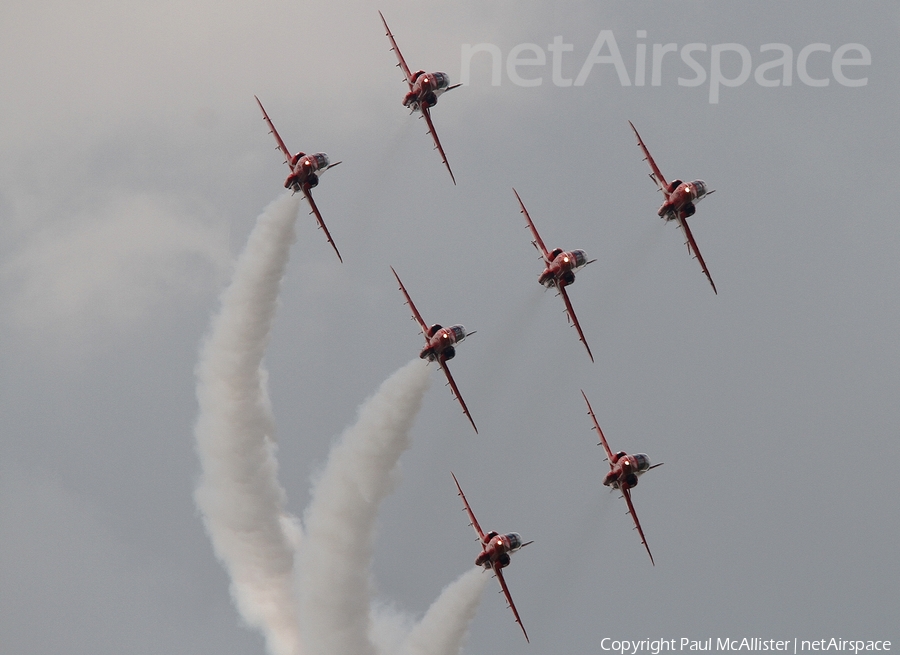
251, 10, 722, 644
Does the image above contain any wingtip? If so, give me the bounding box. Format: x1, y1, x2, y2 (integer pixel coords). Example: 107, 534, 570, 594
645, 540, 656, 565
512, 188, 529, 216
451, 471, 464, 497
462, 405, 478, 434
328, 235, 344, 263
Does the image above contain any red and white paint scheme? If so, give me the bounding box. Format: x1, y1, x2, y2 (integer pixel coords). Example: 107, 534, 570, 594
629, 120, 717, 293
254, 96, 343, 262
513, 188, 596, 362
582, 391, 663, 565
452, 472, 531, 643
391, 267, 477, 433
379, 11, 460, 184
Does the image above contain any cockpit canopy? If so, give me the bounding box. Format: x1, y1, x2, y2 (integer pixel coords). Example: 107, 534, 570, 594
691, 180, 709, 199
449, 325, 468, 342
567, 249, 588, 268
633, 453, 652, 472
429, 71, 451, 90
505, 532, 523, 551
310, 153, 330, 170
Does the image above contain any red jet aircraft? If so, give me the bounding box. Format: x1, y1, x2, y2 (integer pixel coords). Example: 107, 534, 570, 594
451, 472, 531, 642
255, 96, 343, 262
513, 188, 596, 362
379, 11, 460, 184
391, 267, 477, 433
582, 390, 662, 565
629, 121, 717, 293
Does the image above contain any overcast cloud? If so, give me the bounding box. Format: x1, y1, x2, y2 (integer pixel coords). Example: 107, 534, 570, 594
0, 2, 898, 654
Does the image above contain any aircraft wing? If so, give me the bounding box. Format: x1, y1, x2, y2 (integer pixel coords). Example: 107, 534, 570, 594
675, 213, 717, 294
379, 11, 414, 88
421, 105, 456, 185
438, 356, 478, 433
255, 96, 292, 166
558, 285, 594, 362
492, 563, 530, 643
390, 267, 430, 335
581, 390, 615, 466
301, 185, 343, 263
512, 188, 551, 261
451, 472, 486, 543
629, 120, 669, 198
622, 486, 655, 565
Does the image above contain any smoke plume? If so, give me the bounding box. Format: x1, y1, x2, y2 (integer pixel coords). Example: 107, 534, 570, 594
297, 358, 431, 655
194, 193, 487, 655
194, 193, 303, 655
400, 568, 488, 655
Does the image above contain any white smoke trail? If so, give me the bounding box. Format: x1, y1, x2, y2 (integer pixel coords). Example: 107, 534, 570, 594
193, 192, 489, 655
400, 568, 488, 655
296, 358, 432, 655
194, 192, 304, 655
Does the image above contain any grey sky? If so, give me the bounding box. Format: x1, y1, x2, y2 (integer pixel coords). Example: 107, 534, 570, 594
1, 1, 898, 654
